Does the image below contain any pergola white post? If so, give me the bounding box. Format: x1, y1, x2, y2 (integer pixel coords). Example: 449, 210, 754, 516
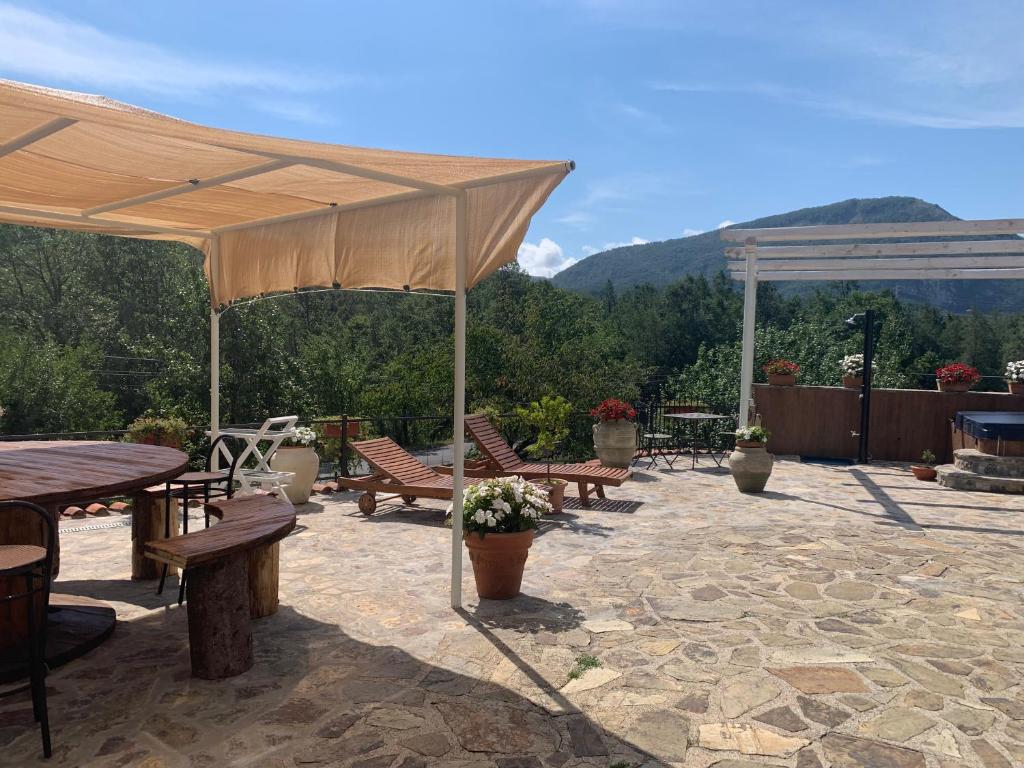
738, 237, 758, 427
209, 237, 221, 469
450, 192, 468, 609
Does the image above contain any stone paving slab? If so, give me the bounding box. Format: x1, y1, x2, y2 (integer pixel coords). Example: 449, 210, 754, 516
1, 459, 1023, 767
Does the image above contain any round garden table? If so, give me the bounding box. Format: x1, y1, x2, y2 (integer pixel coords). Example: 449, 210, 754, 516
0, 440, 188, 678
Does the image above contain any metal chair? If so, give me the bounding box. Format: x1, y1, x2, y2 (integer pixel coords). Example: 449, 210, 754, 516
0, 500, 55, 759
157, 435, 242, 603
634, 402, 676, 468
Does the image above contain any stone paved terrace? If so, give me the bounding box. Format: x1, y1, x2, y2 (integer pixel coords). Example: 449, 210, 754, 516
3, 458, 1024, 768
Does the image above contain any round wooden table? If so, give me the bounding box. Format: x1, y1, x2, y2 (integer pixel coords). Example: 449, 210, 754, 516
0, 441, 188, 677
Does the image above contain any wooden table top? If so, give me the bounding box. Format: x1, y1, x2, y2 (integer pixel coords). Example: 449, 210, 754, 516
0, 440, 188, 505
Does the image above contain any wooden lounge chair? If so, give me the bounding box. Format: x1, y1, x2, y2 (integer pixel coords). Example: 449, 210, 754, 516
336, 438, 456, 515
463, 415, 630, 506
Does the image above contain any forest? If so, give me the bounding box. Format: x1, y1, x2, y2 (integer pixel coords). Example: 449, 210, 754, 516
2, 224, 1023, 442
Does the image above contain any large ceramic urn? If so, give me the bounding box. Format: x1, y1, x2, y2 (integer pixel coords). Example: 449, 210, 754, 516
270, 446, 319, 504
593, 419, 636, 468
728, 441, 774, 493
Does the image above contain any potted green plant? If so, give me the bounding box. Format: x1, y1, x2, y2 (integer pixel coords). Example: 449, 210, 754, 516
515, 395, 572, 513
458, 477, 551, 599
270, 426, 319, 504
935, 363, 980, 393
728, 425, 773, 492
1006, 361, 1024, 395
590, 398, 637, 468
125, 415, 188, 450
840, 353, 873, 389
911, 450, 937, 481
763, 359, 800, 386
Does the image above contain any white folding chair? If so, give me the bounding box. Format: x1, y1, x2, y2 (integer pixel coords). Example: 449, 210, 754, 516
211, 416, 298, 496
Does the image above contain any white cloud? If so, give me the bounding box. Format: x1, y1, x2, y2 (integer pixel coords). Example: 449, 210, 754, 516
0, 3, 339, 120
611, 102, 670, 133
682, 228, 704, 237
517, 238, 579, 278
717, 220, 736, 229
600, 236, 649, 250
556, 211, 595, 229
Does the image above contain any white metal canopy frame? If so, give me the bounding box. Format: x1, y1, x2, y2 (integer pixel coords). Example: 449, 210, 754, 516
721, 218, 1024, 426
0, 78, 574, 608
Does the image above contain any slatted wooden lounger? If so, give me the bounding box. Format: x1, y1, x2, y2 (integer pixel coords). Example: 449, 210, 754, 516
336, 437, 458, 515
463, 414, 631, 506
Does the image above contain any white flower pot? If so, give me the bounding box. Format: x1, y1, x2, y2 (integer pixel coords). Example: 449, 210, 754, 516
593, 419, 637, 468
728, 443, 774, 493
271, 446, 319, 504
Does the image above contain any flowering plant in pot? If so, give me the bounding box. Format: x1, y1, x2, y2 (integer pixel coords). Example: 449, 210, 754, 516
763, 359, 800, 386
590, 398, 637, 468
270, 426, 319, 504
125, 415, 188, 450
935, 363, 980, 393
516, 395, 572, 513
458, 477, 551, 599
911, 449, 937, 481
729, 425, 774, 492
840, 354, 874, 389
1006, 361, 1024, 395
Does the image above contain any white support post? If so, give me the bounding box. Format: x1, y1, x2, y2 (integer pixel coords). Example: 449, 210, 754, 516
450, 192, 468, 609
209, 237, 221, 469
738, 238, 758, 428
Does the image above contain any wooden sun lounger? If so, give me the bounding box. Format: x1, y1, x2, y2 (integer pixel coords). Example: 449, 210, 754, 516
463, 415, 630, 506
336, 437, 456, 515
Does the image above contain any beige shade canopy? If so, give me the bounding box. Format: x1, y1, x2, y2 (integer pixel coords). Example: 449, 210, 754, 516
0, 79, 572, 306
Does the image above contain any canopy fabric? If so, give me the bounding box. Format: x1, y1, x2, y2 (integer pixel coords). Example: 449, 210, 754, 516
0, 79, 572, 305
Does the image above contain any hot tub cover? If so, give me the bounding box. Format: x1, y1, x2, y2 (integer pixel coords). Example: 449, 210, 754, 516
954, 411, 1024, 442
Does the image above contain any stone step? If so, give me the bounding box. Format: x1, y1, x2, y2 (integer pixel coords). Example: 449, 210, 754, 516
953, 449, 1024, 479
937, 464, 1024, 494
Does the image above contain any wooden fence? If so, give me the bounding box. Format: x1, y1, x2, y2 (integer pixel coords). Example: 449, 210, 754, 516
753, 384, 1024, 463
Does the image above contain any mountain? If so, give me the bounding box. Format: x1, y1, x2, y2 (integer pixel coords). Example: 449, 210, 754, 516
550, 197, 1022, 313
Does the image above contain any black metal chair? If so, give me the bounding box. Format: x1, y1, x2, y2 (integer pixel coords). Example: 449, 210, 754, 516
157, 435, 242, 603
634, 402, 676, 468
0, 500, 55, 759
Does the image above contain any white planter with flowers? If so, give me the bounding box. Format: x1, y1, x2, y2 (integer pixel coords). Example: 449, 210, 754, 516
456, 477, 551, 600
270, 426, 319, 504
729, 425, 773, 493
1007, 361, 1024, 395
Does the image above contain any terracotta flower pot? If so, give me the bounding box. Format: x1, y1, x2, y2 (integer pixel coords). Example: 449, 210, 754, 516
593, 419, 637, 468
537, 479, 566, 513
135, 432, 182, 450
464, 529, 534, 600
322, 421, 361, 439
1009, 382, 1024, 396
937, 381, 970, 393
911, 466, 937, 481
842, 376, 863, 389
767, 374, 796, 386
729, 443, 774, 492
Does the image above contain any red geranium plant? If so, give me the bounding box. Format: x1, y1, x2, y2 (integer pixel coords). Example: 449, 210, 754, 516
590, 398, 637, 422
762, 359, 800, 376
936, 362, 981, 385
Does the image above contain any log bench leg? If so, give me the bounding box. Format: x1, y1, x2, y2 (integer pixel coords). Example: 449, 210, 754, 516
577, 482, 591, 507
132, 492, 179, 580
186, 552, 253, 679
248, 542, 280, 619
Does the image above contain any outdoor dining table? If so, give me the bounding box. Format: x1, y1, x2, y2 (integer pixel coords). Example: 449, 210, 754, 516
663, 412, 733, 469
0, 440, 187, 677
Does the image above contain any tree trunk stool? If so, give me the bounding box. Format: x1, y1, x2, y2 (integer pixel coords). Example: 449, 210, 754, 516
144, 494, 295, 679
132, 486, 179, 580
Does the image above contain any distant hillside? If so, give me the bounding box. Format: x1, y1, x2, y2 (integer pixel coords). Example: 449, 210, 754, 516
550, 197, 1022, 313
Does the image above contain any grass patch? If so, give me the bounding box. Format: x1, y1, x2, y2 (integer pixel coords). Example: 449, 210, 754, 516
566, 653, 602, 681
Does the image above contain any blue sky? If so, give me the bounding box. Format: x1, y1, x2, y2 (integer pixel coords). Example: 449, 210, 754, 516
2, 1, 1023, 276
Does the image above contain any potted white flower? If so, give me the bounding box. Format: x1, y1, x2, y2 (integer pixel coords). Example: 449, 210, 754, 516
456, 477, 551, 600
1006, 361, 1024, 395
840, 354, 874, 389
728, 425, 773, 493
270, 426, 319, 504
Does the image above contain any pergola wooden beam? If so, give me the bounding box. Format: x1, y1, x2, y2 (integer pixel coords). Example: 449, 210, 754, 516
727, 254, 1024, 273
0, 117, 76, 159
730, 267, 1024, 281
725, 239, 1024, 259
722, 218, 1024, 242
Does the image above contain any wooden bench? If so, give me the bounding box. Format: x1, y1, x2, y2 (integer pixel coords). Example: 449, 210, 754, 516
144, 494, 295, 680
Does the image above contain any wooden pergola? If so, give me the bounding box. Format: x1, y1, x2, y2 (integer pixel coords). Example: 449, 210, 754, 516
721, 218, 1024, 426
